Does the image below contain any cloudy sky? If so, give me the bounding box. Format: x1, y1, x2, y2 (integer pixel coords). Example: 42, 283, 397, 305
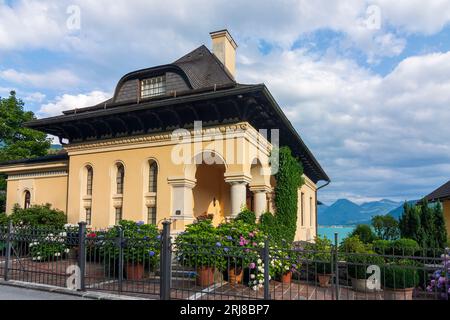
1, 0, 450, 204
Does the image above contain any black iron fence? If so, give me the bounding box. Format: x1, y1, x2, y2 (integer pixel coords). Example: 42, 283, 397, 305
0, 221, 448, 300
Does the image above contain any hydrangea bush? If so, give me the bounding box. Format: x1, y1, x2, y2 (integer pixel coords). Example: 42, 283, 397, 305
29, 231, 69, 262
426, 248, 450, 299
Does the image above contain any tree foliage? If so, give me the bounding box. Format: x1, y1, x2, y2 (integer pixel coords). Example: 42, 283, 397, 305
350, 224, 376, 244
371, 215, 400, 240
399, 201, 447, 249
260, 146, 304, 244
0, 91, 51, 212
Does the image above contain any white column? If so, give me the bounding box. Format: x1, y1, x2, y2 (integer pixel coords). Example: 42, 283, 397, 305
229, 182, 247, 217
250, 186, 271, 219
225, 173, 251, 218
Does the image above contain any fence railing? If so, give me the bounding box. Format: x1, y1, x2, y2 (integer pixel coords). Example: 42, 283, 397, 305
0, 221, 448, 300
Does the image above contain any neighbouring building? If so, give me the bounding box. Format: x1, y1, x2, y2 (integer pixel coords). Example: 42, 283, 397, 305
0, 30, 329, 241
423, 180, 450, 239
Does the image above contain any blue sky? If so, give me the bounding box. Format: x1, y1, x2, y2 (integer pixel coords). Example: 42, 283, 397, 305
1, 0, 450, 204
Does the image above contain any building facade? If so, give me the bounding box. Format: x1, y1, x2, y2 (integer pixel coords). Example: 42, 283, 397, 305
0, 30, 329, 241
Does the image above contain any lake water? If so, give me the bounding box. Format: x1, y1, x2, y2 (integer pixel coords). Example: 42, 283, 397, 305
318, 226, 355, 243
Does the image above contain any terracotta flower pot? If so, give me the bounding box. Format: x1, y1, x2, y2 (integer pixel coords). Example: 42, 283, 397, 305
126, 263, 145, 280
228, 267, 243, 287
318, 274, 332, 288
281, 271, 292, 284
196, 266, 215, 287
383, 287, 414, 300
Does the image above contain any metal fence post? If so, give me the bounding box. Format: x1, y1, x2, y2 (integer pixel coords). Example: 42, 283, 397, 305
118, 228, 124, 294
263, 239, 271, 300
3, 221, 12, 281
334, 233, 339, 300
160, 220, 172, 300
77, 222, 86, 291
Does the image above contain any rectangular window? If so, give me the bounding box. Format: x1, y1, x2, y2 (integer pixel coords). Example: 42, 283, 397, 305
301, 193, 305, 226
141, 76, 166, 98
147, 206, 157, 225
310, 197, 313, 227
86, 208, 92, 226
115, 207, 123, 225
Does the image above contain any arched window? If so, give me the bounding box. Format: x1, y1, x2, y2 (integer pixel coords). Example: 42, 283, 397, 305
86, 166, 93, 196
148, 161, 158, 193
116, 163, 125, 194
24, 190, 31, 209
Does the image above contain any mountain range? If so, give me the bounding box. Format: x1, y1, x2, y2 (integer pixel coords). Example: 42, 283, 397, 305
318, 199, 417, 226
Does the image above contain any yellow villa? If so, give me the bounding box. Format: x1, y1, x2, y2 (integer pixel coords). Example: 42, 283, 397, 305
0, 30, 329, 241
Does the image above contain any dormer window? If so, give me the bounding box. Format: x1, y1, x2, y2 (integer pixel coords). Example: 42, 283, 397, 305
141, 76, 166, 98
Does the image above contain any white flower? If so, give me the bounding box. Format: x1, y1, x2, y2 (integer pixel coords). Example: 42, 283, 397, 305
259, 279, 263, 284
37, 256, 42, 260
250, 274, 255, 279
257, 259, 262, 264
54, 252, 61, 257
252, 286, 258, 291
285, 265, 290, 270
64, 249, 70, 253
258, 284, 263, 289
268, 275, 271, 280
59, 232, 67, 237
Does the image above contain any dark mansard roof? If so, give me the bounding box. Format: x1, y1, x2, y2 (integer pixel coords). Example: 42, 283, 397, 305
24, 45, 330, 184
424, 180, 450, 202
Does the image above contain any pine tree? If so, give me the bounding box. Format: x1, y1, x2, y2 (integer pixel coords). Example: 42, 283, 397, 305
433, 202, 448, 249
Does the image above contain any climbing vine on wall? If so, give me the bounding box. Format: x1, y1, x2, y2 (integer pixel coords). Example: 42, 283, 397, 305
260, 146, 304, 244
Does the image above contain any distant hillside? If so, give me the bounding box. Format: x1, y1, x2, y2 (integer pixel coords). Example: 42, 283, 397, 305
387, 200, 419, 219
318, 199, 403, 226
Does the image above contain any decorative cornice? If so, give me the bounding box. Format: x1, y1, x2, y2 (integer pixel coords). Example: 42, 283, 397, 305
65, 122, 272, 154
224, 172, 252, 184
167, 177, 197, 188
7, 170, 68, 180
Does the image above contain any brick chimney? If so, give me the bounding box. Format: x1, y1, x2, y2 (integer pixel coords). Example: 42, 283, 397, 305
210, 29, 238, 79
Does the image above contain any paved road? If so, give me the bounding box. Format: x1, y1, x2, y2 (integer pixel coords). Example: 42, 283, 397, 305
0, 285, 89, 300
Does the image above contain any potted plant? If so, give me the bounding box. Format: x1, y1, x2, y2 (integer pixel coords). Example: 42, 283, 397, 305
382, 259, 420, 300
217, 218, 263, 287
104, 220, 160, 281
341, 236, 384, 292
271, 246, 299, 284
175, 220, 225, 287
305, 236, 333, 287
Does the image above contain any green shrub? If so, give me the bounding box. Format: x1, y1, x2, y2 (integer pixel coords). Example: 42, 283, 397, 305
28, 232, 69, 262
9, 204, 66, 228
100, 220, 160, 266
235, 208, 256, 225
372, 239, 391, 254
390, 238, 420, 256
382, 259, 420, 289
341, 236, 384, 280
0, 212, 8, 226
340, 235, 368, 253
350, 224, 376, 244
175, 219, 226, 270
305, 236, 333, 274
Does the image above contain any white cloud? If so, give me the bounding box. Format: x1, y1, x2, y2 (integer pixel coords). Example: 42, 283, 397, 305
0, 68, 80, 89
1, 0, 450, 61
239, 49, 450, 202
38, 90, 110, 117
24, 92, 46, 103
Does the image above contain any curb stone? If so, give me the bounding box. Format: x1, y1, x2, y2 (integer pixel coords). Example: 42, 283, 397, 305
0, 279, 152, 300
